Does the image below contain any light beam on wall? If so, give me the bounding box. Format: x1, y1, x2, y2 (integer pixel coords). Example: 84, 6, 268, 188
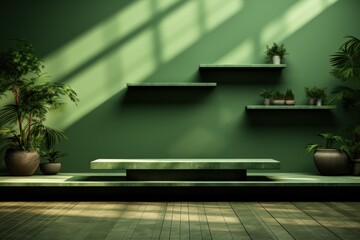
45, 0, 242, 129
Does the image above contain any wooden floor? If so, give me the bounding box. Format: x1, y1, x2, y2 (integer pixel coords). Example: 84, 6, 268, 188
0, 202, 359, 240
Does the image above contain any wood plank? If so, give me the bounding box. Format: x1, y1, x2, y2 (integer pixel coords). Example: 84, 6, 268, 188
203, 202, 233, 240
197, 202, 212, 240
231, 202, 275, 239
188, 202, 202, 239
262, 202, 340, 240
294, 202, 360, 239
159, 202, 174, 240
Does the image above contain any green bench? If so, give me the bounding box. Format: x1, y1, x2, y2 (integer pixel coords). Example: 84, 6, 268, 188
91, 159, 280, 181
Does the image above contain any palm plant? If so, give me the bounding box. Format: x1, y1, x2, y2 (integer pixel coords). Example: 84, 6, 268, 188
330, 35, 360, 145
0, 40, 79, 153
305, 133, 345, 153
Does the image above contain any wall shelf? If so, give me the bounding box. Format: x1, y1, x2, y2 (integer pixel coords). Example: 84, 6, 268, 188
199, 64, 286, 69
245, 105, 337, 110
127, 82, 217, 88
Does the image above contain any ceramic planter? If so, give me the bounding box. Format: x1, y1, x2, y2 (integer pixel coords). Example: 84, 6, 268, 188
308, 98, 316, 105
40, 162, 62, 175
5, 150, 40, 176
353, 159, 360, 176
272, 55, 281, 64
316, 98, 322, 106
313, 149, 351, 175
272, 99, 285, 105
285, 99, 295, 105
264, 98, 270, 106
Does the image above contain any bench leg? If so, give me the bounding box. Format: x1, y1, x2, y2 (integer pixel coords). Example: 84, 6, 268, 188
126, 169, 247, 181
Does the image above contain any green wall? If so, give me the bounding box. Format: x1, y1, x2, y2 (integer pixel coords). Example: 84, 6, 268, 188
1, 0, 360, 173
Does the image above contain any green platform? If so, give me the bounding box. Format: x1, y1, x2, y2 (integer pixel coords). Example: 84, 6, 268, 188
91, 159, 280, 181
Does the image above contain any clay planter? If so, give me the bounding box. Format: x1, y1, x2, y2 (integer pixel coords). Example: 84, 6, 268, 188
308, 98, 316, 105
40, 162, 61, 175
5, 150, 40, 176
313, 149, 351, 176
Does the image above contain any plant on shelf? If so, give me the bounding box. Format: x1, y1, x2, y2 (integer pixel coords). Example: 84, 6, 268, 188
306, 133, 351, 176
265, 42, 288, 64
329, 35, 360, 175
40, 149, 66, 175
259, 88, 273, 106
272, 91, 285, 105
284, 88, 295, 105
0, 40, 79, 176
305, 87, 317, 105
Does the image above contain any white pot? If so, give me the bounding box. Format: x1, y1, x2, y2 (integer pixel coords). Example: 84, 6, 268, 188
264, 98, 270, 106
272, 55, 281, 64
316, 98, 322, 106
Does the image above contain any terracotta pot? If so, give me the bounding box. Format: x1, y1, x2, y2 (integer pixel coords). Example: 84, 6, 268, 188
353, 159, 360, 176
313, 149, 351, 175
5, 150, 40, 176
40, 162, 61, 175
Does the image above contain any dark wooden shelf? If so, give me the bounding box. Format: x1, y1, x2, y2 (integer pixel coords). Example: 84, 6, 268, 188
199, 64, 286, 69
245, 105, 337, 110
127, 82, 217, 88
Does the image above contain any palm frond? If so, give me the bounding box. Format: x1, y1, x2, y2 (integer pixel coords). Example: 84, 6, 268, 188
32, 124, 67, 150
0, 104, 18, 126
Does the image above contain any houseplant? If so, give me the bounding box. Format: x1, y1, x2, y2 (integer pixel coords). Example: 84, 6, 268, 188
330, 35, 360, 175
265, 43, 288, 64
305, 87, 317, 105
259, 88, 273, 106
284, 88, 295, 105
272, 91, 285, 105
0, 40, 79, 176
313, 87, 326, 106
40, 149, 66, 175
306, 133, 351, 175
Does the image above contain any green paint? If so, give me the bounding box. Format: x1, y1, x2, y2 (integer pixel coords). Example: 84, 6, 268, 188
1, 0, 360, 173
245, 105, 337, 110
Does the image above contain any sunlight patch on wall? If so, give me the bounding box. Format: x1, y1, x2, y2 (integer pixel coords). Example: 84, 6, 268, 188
215, 39, 254, 64
46, 30, 156, 129
159, 0, 242, 62
260, 0, 338, 45
44, 0, 155, 82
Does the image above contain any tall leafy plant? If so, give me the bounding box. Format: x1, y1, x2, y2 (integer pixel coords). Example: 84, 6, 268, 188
0, 40, 79, 152
330, 35, 360, 158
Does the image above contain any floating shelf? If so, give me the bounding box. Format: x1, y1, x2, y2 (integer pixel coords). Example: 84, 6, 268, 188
127, 82, 217, 88
245, 105, 337, 110
199, 64, 286, 69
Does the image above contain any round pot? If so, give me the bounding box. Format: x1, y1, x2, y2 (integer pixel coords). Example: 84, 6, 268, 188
5, 150, 40, 176
264, 98, 270, 106
40, 162, 61, 175
313, 149, 351, 175
272, 55, 281, 64
308, 98, 316, 105
285, 99, 295, 105
353, 159, 360, 176
272, 99, 285, 105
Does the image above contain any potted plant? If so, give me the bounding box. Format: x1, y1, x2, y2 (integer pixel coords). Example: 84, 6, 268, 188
0, 40, 79, 176
272, 91, 285, 105
259, 88, 273, 106
305, 87, 317, 105
284, 88, 295, 105
265, 43, 288, 64
306, 133, 351, 175
330, 35, 360, 176
40, 149, 66, 175
313, 87, 326, 106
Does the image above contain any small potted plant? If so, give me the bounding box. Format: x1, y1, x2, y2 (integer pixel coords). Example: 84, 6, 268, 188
40, 149, 66, 175
306, 133, 351, 175
313, 87, 326, 106
272, 91, 285, 105
265, 43, 288, 64
260, 88, 273, 106
284, 88, 295, 105
305, 87, 317, 105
